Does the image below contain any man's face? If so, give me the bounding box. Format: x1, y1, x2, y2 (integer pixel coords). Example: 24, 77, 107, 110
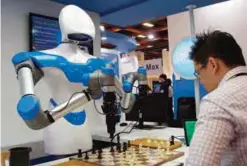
194, 58, 220, 92
159, 78, 165, 83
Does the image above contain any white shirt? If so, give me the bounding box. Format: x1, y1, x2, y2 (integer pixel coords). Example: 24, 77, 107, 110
186, 66, 247, 165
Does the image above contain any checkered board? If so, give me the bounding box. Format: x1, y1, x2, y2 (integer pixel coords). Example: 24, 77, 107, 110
70, 146, 184, 166
130, 138, 183, 150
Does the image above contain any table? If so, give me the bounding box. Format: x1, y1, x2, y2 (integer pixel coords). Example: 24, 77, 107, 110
37, 123, 188, 166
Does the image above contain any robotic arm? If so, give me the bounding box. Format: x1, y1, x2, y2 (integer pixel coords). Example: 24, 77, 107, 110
12, 53, 147, 132
121, 67, 148, 112
14, 58, 92, 130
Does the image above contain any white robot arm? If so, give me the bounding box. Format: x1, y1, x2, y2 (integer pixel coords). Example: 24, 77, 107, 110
12, 53, 147, 133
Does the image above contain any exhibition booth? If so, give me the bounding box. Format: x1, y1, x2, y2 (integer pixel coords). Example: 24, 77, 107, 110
1, 0, 247, 166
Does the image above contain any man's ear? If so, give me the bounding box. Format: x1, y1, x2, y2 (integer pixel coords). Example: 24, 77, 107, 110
208, 57, 219, 74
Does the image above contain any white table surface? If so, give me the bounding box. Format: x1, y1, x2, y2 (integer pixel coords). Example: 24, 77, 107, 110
38, 123, 188, 166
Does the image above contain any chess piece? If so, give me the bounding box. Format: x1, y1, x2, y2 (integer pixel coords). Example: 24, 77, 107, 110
165, 141, 172, 155
117, 135, 120, 144
78, 149, 82, 158
127, 141, 131, 147
92, 145, 96, 154
138, 143, 143, 153
123, 142, 127, 152
157, 145, 161, 153
147, 138, 151, 146
97, 150, 102, 159
170, 136, 175, 145
117, 143, 122, 153
84, 152, 89, 160
110, 145, 114, 153
119, 159, 125, 166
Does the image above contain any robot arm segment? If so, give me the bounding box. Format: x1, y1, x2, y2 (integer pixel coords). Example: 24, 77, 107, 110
49, 91, 90, 121
14, 58, 91, 130
15, 63, 54, 130
121, 67, 148, 113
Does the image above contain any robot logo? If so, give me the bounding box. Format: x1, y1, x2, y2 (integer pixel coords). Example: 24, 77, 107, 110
50, 98, 86, 125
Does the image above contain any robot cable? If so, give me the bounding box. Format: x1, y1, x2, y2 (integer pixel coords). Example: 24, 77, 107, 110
110, 121, 138, 143
93, 100, 116, 115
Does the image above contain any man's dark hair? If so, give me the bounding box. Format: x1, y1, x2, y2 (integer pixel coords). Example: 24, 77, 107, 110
159, 74, 167, 80
190, 30, 246, 67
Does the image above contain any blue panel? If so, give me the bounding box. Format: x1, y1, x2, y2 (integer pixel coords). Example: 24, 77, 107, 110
63, 112, 86, 126
51, 0, 146, 14
51, 0, 228, 26
172, 74, 208, 119
12, 52, 32, 65
102, 31, 137, 53
12, 52, 110, 84
102, 67, 115, 76
101, 0, 229, 26
17, 95, 40, 120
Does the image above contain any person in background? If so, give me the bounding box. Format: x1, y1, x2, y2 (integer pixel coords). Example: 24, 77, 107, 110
158, 74, 168, 94
185, 30, 247, 165
155, 74, 174, 124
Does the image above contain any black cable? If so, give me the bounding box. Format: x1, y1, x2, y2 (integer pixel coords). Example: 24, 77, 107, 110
93, 92, 122, 116
93, 100, 115, 115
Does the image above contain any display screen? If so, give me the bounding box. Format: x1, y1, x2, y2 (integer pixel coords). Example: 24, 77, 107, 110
184, 120, 197, 146
29, 13, 60, 51
29, 13, 93, 54
153, 81, 161, 93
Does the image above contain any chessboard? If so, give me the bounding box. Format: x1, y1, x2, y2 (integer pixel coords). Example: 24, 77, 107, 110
130, 137, 182, 150
70, 145, 184, 166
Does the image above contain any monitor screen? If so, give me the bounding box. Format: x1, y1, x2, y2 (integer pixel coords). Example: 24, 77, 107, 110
126, 93, 168, 123
29, 13, 93, 54
29, 13, 60, 51
153, 81, 161, 93
184, 119, 197, 146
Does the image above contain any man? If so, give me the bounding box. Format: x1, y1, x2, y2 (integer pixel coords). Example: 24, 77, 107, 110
158, 74, 168, 94
185, 30, 247, 165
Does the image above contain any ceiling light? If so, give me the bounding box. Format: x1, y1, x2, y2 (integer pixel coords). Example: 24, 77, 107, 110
147, 45, 153, 48
148, 34, 155, 39
137, 34, 146, 38
142, 22, 154, 28
101, 37, 107, 40
100, 25, 105, 31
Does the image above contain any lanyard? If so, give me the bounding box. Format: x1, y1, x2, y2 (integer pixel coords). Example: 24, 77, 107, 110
226, 72, 247, 81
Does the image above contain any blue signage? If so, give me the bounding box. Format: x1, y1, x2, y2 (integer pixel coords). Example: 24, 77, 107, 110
171, 37, 196, 80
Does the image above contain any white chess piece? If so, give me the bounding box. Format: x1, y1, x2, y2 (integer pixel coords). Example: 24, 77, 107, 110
165, 141, 172, 155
